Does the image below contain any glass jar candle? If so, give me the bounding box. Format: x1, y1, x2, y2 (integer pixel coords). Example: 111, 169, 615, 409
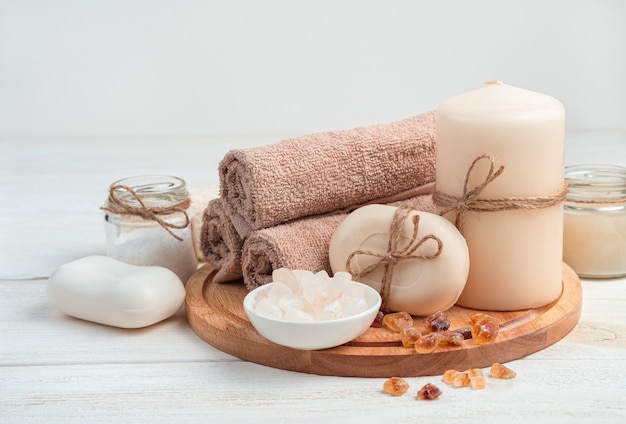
563, 165, 626, 278
102, 175, 198, 283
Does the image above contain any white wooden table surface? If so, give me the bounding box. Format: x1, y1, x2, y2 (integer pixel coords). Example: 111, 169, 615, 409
1, 131, 625, 423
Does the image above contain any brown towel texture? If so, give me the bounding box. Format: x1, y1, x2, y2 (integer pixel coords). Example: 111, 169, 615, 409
201, 183, 435, 285
219, 112, 436, 232
189, 186, 219, 261
241, 193, 436, 290
199, 198, 243, 283
201, 112, 438, 288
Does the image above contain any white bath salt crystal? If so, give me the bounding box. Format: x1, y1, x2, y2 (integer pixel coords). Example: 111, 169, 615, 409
264, 268, 370, 322
254, 283, 271, 301
333, 271, 353, 282
284, 308, 314, 322
254, 298, 283, 319
292, 269, 314, 281
308, 296, 327, 315
314, 309, 335, 322
299, 273, 321, 299
324, 281, 343, 300
341, 281, 365, 299
278, 293, 305, 313
272, 267, 300, 292
321, 299, 344, 320
299, 270, 318, 286
341, 295, 369, 316
317, 309, 346, 320
315, 270, 330, 280
302, 279, 326, 304
267, 281, 292, 304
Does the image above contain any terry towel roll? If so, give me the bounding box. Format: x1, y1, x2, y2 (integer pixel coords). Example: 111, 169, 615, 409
219, 112, 436, 232
241, 193, 436, 290
199, 198, 244, 283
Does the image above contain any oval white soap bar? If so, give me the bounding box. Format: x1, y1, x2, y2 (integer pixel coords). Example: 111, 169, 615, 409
329, 204, 469, 316
47, 255, 186, 328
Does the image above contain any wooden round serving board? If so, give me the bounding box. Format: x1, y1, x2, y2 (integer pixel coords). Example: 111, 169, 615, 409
185, 263, 582, 377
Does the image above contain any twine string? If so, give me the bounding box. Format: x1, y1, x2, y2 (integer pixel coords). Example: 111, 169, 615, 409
432, 154, 568, 232
565, 196, 626, 205
100, 184, 191, 241
345, 206, 443, 312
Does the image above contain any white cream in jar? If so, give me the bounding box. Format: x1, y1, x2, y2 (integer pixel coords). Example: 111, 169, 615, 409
563, 165, 626, 278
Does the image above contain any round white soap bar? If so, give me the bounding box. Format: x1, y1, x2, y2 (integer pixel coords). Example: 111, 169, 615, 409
47, 255, 186, 328
329, 204, 469, 316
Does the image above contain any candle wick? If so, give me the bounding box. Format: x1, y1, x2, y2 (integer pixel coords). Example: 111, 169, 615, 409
484, 80, 503, 85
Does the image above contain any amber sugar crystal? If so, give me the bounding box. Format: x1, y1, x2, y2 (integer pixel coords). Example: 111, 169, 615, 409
383, 311, 413, 332
490, 362, 517, 379
417, 383, 442, 400
383, 377, 409, 396
442, 364, 516, 392
438, 331, 464, 346
424, 311, 451, 332
467, 368, 486, 390
400, 327, 425, 348
470, 313, 500, 345
414, 332, 441, 354
451, 326, 473, 340
442, 369, 480, 389
451, 371, 471, 388
442, 369, 459, 385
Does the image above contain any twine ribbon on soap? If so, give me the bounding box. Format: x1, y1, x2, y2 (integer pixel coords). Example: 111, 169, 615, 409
432, 154, 568, 232
346, 206, 443, 312
100, 184, 191, 241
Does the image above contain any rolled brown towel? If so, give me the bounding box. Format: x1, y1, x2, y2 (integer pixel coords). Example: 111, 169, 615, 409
241, 193, 436, 291
199, 198, 244, 283
189, 186, 219, 262
202, 183, 434, 284
219, 112, 436, 233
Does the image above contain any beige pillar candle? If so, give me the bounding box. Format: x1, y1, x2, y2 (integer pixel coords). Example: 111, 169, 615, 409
434, 81, 566, 311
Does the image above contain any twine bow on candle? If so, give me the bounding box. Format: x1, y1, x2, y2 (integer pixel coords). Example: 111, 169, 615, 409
432, 154, 568, 232
101, 184, 191, 241
345, 206, 443, 312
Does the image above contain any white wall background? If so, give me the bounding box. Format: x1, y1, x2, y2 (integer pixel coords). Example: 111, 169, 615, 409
0, 0, 625, 137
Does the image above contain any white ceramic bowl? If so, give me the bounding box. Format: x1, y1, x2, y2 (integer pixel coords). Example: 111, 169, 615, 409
243, 281, 382, 350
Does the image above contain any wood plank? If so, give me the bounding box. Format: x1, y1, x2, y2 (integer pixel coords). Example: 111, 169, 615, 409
186, 263, 582, 377
3, 359, 623, 423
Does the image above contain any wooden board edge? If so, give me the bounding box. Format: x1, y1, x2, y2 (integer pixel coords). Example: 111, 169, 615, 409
185, 263, 582, 377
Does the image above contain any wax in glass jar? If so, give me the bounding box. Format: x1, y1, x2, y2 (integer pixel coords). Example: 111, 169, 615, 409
563, 165, 626, 278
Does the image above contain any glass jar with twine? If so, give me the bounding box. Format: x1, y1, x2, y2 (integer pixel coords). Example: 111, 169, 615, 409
101, 175, 198, 283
